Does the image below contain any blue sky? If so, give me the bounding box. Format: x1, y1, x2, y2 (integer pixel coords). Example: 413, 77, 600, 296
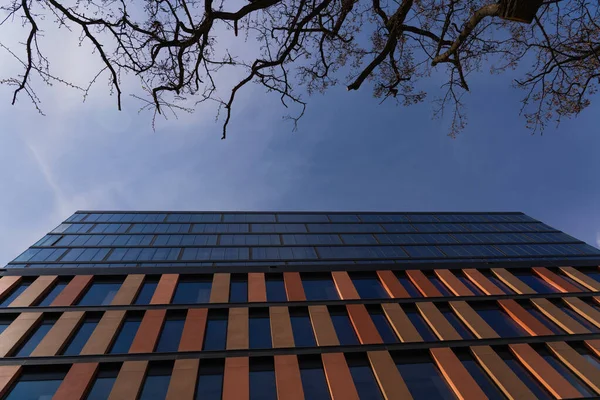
0, 13, 599, 266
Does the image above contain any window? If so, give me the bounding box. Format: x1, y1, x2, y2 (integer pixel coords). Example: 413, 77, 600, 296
558, 303, 600, 332
475, 307, 528, 337
266, 275, 286, 302
457, 352, 504, 400
341, 234, 378, 244
77, 280, 121, 306
482, 272, 514, 294
14, 318, 56, 357
302, 275, 339, 301
330, 308, 359, 345
195, 360, 224, 400
279, 214, 329, 223
504, 354, 554, 396
299, 356, 331, 399
395, 273, 422, 298
282, 234, 341, 245
428, 276, 453, 296
223, 213, 276, 223
457, 276, 484, 295
109, 315, 142, 354
203, 311, 228, 351
62, 316, 99, 355
405, 309, 438, 341
138, 364, 172, 400
172, 277, 212, 304
37, 280, 68, 306
249, 358, 277, 400
249, 310, 272, 349
251, 224, 307, 233
522, 305, 563, 335
134, 279, 159, 305
540, 349, 595, 397
394, 352, 455, 399
351, 274, 388, 299
290, 308, 316, 347
4, 367, 67, 400
230, 277, 248, 303
369, 309, 398, 343
0, 316, 13, 335
156, 316, 185, 352
513, 272, 558, 294
0, 282, 31, 307
86, 365, 119, 400
442, 311, 474, 339
347, 354, 383, 400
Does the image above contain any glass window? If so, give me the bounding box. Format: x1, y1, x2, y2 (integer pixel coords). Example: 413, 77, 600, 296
394, 353, 455, 399
14, 319, 55, 357
347, 354, 383, 400
395, 273, 422, 297
370, 309, 398, 343
458, 353, 504, 400
37, 281, 68, 307
172, 278, 212, 304
351, 274, 388, 299
329, 214, 360, 223
195, 360, 224, 400
278, 214, 329, 223
457, 276, 484, 295
513, 272, 558, 294
484, 273, 514, 294
109, 316, 142, 354
134, 279, 158, 305
0, 282, 31, 307
541, 350, 594, 397
341, 234, 378, 245
252, 247, 318, 260
4, 368, 66, 400
266, 275, 286, 302
290, 309, 316, 347
330, 309, 359, 345
250, 311, 272, 349
250, 359, 277, 400
523, 305, 563, 335
405, 309, 437, 341
86, 365, 119, 400
302, 275, 339, 301
475, 307, 528, 337
428, 276, 453, 296
62, 317, 99, 356
138, 364, 172, 400
558, 304, 600, 332
0, 316, 13, 335
230, 277, 248, 303
299, 357, 331, 399
443, 311, 474, 339
77, 281, 121, 306
502, 355, 554, 399
156, 317, 185, 352
282, 234, 341, 245
203, 312, 228, 351
251, 224, 307, 233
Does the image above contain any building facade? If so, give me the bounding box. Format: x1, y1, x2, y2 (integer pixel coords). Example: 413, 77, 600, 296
1, 211, 600, 399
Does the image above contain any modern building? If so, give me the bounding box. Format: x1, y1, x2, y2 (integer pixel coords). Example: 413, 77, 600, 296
1, 211, 600, 399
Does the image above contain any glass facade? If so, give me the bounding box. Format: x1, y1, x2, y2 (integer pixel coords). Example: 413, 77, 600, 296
1, 210, 599, 399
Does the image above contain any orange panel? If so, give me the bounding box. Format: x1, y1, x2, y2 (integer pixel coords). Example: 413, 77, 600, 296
332, 271, 359, 300
0, 276, 21, 303
563, 297, 600, 329
129, 309, 166, 353
463, 269, 505, 295
51, 275, 93, 306
530, 298, 588, 334
80, 310, 126, 355
346, 304, 382, 344
165, 359, 199, 400
283, 272, 305, 301
406, 270, 442, 297
52, 362, 99, 400
179, 308, 208, 352
150, 274, 178, 304
417, 302, 461, 341
491, 268, 535, 295
509, 343, 581, 398
274, 355, 304, 400
210, 273, 230, 303
107, 360, 148, 400
498, 299, 552, 336
450, 301, 499, 339
376, 270, 409, 298
0, 366, 21, 398
270, 307, 295, 348
434, 270, 473, 296
223, 357, 249, 400
110, 274, 144, 305
227, 308, 249, 350
560, 267, 600, 291
430, 347, 486, 400
248, 273, 267, 302
367, 350, 413, 399
9, 275, 57, 307
533, 267, 583, 293
309, 305, 339, 346
321, 353, 360, 400
31, 311, 85, 356
381, 303, 422, 342
547, 341, 600, 394
0, 312, 43, 357
586, 340, 600, 358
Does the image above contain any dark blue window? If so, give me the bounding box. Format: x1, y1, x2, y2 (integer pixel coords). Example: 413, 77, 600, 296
351, 275, 388, 299
250, 313, 272, 349
541, 352, 594, 397
266, 275, 287, 302
514, 273, 558, 294
0, 282, 31, 307
370, 310, 398, 343
0, 316, 13, 335
4, 368, 66, 400
134, 280, 158, 305
460, 355, 504, 400
299, 357, 331, 399
203, 312, 227, 351
86, 366, 119, 400
443, 311, 474, 339
156, 317, 185, 352
504, 357, 551, 399
15, 319, 55, 357
302, 275, 339, 301
331, 310, 359, 345
395, 354, 455, 399
405, 310, 437, 341
395, 273, 422, 297
77, 281, 121, 306
428, 276, 453, 296
109, 316, 141, 354
457, 276, 484, 295
290, 309, 316, 347
485, 274, 514, 294
172, 279, 212, 304
559, 304, 600, 332
347, 354, 383, 400
523, 306, 563, 334
195, 361, 224, 400
230, 278, 248, 303
37, 281, 68, 306
62, 317, 99, 355
476, 308, 528, 337
250, 359, 277, 400
138, 365, 172, 400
